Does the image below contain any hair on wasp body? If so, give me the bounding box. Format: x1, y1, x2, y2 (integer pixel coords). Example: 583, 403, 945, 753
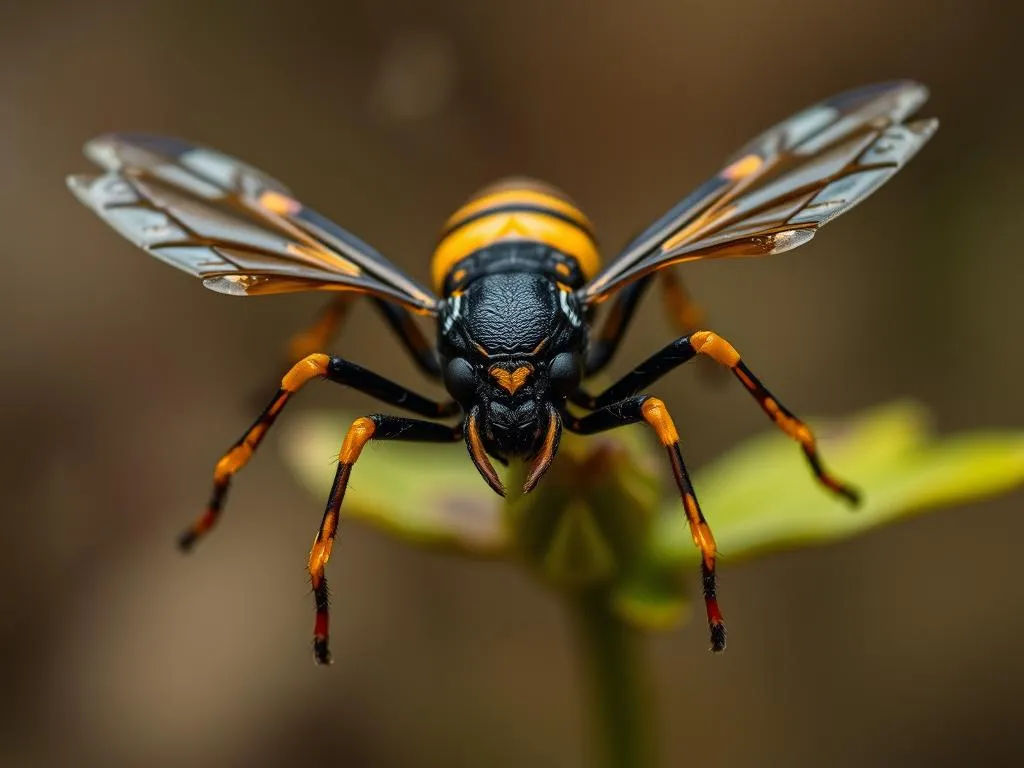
68, 80, 937, 663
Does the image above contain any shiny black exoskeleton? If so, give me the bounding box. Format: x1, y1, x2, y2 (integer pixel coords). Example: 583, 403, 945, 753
438, 269, 587, 490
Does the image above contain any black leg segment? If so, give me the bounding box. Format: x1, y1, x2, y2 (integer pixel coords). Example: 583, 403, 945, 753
371, 299, 442, 379
179, 353, 458, 551
560, 395, 726, 651
283, 295, 440, 380
584, 275, 653, 377
308, 414, 462, 663
575, 329, 859, 505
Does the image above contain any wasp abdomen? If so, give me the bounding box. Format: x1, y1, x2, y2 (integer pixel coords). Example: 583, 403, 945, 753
431, 178, 601, 295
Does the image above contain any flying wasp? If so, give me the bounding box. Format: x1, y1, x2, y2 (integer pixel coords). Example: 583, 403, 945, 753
68, 81, 937, 663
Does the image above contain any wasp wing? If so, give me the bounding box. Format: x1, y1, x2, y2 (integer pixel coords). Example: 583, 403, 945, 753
578, 81, 937, 304
68, 134, 439, 313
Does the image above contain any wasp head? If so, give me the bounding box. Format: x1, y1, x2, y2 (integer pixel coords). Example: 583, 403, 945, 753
438, 273, 586, 496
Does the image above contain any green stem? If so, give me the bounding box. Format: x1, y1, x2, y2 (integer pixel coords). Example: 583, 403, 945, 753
569, 588, 655, 768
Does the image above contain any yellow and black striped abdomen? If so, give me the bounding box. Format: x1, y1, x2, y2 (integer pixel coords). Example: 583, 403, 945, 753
431, 178, 601, 293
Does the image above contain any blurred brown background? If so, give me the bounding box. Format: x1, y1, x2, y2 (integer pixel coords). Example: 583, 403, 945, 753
1, 0, 1022, 766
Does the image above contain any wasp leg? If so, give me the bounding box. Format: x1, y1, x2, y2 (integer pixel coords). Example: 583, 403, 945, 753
560, 395, 725, 651
658, 272, 726, 386
281, 296, 440, 379
583, 275, 654, 377
659, 270, 706, 332
286, 296, 355, 364
370, 299, 442, 379
179, 354, 459, 551
583, 271, 706, 378
309, 415, 462, 664
252, 296, 354, 409
581, 271, 711, 388
574, 330, 859, 505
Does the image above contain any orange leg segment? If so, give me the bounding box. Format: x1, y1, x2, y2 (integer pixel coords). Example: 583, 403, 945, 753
308, 414, 462, 664
689, 331, 860, 504
287, 297, 354, 364
178, 353, 457, 552
659, 270, 706, 333
266, 295, 439, 406
576, 330, 859, 505
560, 395, 726, 651
640, 398, 726, 650
178, 354, 330, 551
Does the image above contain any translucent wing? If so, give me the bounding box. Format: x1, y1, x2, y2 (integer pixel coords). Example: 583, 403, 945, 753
579, 81, 938, 304
68, 134, 439, 314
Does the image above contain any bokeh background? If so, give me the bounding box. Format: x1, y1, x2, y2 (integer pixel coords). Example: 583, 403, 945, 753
2, 1, 1022, 766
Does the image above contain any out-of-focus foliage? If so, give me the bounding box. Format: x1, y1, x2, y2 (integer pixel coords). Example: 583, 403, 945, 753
283, 401, 1024, 629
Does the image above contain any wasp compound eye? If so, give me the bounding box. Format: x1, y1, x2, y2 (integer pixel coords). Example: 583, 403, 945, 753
444, 357, 477, 403
549, 351, 580, 395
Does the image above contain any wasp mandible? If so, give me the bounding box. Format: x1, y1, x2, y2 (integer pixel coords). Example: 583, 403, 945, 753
69, 81, 937, 663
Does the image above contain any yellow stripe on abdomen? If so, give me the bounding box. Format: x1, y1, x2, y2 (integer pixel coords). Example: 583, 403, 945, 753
431, 178, 601, 291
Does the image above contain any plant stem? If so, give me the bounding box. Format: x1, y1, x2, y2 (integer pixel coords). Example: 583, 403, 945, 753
569, 588, 655, 768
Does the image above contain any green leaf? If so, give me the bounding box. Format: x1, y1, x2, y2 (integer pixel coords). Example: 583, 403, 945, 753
651, 401, 1024, 568
280, 401, 1024, 630
283, 411, 507, 556
613, 401, 1024, 629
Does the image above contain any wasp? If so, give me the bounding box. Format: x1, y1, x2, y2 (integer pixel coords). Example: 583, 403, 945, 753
69, 81, 937, 663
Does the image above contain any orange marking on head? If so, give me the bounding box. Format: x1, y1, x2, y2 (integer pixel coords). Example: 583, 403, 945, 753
489, 364, 533, 395
640, 398, 679, 446
453, 268, 467, 282
722, 153, 763, 181
258, 189, 302, 215
339, 417, 376, 464
555, 262, 571, 277
691, 331, 741, 368
282, 353, 330, 392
